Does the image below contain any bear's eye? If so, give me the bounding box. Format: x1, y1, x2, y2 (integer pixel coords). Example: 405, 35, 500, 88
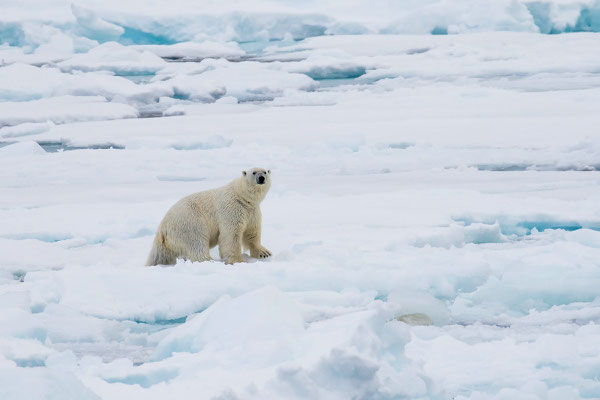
252, 172, 256, 175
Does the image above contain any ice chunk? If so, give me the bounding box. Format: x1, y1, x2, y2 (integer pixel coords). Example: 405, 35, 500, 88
565, 229, 600, 248
412, 222, 507, 248
0, 63, 172, 104
0, 96, 138, 126
0, 141, 45, 156
57, 42, 167, 75
133, 41, 245, 60
163, 59, 315, 102
71, 4, 124, 43
154, 286, 304, 362
0, 368, 100, 400
284, 54, 368, 80
0, 337, 53, 367
0, 308, 46, 341
0, 122, 52, 139
166, 74, 226, 102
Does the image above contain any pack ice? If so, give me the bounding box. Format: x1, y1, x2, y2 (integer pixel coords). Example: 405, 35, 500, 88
1, 1, 600, 399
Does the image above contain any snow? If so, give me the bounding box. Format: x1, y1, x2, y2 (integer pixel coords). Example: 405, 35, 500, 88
1, 1, 600, 399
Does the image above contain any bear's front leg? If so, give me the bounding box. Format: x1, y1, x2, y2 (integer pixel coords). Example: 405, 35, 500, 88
244, 227, 272, 259
219, 226, 244, 264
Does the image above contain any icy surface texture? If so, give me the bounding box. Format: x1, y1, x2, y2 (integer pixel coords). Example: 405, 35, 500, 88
1, 1, 600, 399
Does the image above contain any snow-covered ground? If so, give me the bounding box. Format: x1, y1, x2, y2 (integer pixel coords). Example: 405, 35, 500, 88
2, 1, 600, 399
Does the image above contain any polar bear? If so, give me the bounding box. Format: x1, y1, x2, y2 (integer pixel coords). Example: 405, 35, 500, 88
146, 167, 272, 266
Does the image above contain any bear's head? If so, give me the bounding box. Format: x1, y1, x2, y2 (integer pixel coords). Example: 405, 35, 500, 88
242, 167, 271, 191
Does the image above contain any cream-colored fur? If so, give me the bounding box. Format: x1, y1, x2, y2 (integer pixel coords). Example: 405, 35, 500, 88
146, 167, 272, 266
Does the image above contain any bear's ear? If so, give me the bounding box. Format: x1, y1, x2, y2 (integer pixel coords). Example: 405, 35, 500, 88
242, 170, 246, 176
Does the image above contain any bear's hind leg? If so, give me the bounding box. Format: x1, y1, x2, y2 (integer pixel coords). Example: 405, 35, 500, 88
146, 233, 177, 266
182, 236, 212, 263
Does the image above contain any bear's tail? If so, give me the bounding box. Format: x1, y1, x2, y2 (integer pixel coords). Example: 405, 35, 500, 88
146, 231, 177, 266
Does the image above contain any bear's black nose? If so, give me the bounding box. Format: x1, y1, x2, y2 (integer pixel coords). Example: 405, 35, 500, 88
257, 176, 265, 184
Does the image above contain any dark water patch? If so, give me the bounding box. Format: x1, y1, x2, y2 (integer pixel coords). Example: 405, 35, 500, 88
139, 110, 164, 118
374, 293, 388, 302
406, 48, 431, 55
476, 163, 530, 171
2, 139, 127, 153
0, 141, 16, 148
305, 66, 366, 80
388, 142, 415, 150
163, 55, 248, 63
556, 164, 598, 172
476, 163, 598, 172
104, 368, 179, 388
515, 221, 592, 235
118, 317, 188, 340
13, 270, 26, 282
121, 74, 156, 83
15, 359, 45, 368
134, 316, 188, 326
431, 26, 448, 35
453, 216, 600, 236
172, 91, 190, 101
238, 95, 275, 103
38, 141, 125, 152
240, 55, 306, 63
0, 22, 25, 47
316, 78, 361, 88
